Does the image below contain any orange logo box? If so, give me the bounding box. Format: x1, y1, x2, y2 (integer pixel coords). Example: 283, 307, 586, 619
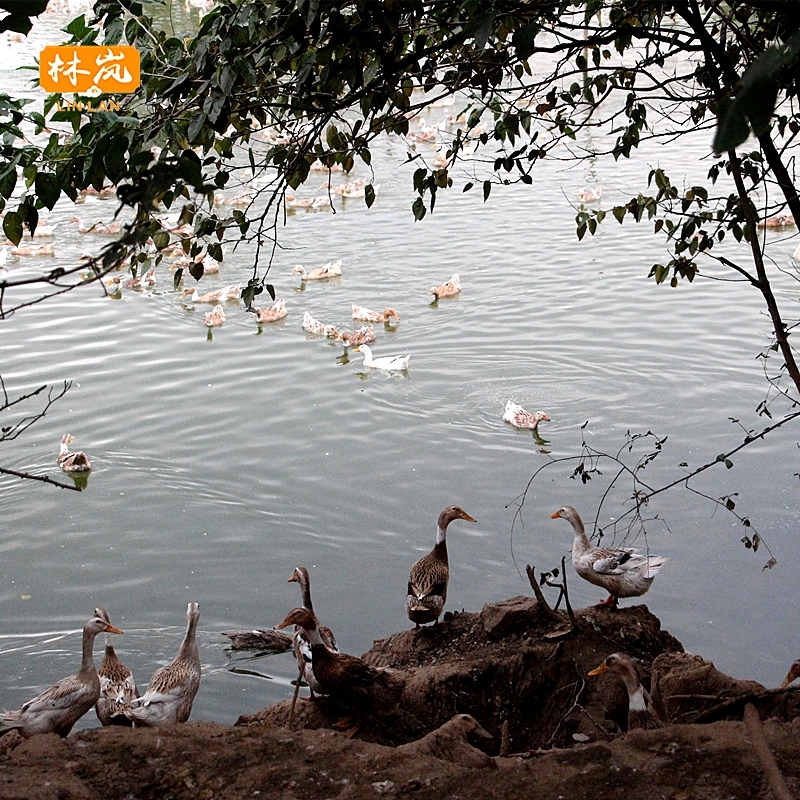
40, 46, 140, 95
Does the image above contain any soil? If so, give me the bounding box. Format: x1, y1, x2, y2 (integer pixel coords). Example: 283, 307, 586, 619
1, 597, 799, 800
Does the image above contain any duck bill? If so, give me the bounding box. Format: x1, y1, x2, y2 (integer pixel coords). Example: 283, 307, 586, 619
105, 624, 124, 635
780, 674, 795, 690
461, 512, 477, 523
287, 574, 298, 584
587, 663, 608, 677
550, 511, 561, 519
275, 613, 295, 631
473, 722, 493, 739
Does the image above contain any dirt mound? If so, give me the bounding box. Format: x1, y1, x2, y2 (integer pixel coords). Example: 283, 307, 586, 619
240, 597, 684, 750
2, 598, 800, 799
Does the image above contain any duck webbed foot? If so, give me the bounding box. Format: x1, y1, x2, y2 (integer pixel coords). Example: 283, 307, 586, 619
595, 594, 619, 609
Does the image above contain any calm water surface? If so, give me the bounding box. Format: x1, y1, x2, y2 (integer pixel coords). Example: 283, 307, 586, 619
0, 9, 799, 731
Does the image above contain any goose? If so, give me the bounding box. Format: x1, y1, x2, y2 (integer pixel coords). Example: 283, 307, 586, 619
181, 284, 241, 303
397, 713, 495, 768
407, 506, 477, 627
351, 305, 400, 323
70, 216, 123, 235
57, 434, 92, 472
253, 298, 287, 323
94, 607, 138, 727
287, 566, 339, 698
429, 273, 461, 299
356, 344, 410, 371
204, 304, 227, 327
291, 259, 342, 280
124, 602, 201, 727
502, 401, 550, 431
276, 608, 404, 730
551, 505, 667, 608
0, 613, 122, 737
587, 652, 663, 731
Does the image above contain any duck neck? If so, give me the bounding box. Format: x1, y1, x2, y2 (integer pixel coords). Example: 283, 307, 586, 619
77, 625, 100, 680
433, 526, 449, 565
178, 612, 199, 660
297, 572, 315, 615
569, 514, 592, 555
304, 622, 324, 648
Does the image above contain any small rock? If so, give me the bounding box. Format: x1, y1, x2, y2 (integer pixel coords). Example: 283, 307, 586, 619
480, 596, 539, 638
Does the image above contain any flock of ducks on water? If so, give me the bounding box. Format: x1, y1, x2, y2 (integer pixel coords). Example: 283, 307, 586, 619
4, 486, 799, 739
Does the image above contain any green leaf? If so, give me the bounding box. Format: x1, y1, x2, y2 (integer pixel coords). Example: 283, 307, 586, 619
3, 210, 22, 245
34, 172, 59, 210
364, 184, 375, 208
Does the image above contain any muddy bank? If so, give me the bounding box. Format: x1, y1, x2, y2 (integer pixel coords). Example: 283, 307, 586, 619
1, 599, 799, 799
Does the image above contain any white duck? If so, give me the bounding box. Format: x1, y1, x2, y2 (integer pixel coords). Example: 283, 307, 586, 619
356, 344, 410, 371
181, 284, 241, 303
551, 506, 667, 608
0, 613, 122, 738
502, 401, 550, 431
125, 602, 201, 728
291, 259, 342, 280
351, 304, 400, 323
429, 273, 461, 299
57, 434, 92, 472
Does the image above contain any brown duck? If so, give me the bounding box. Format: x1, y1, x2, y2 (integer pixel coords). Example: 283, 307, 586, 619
406, 506, 476, 628
0, 613, 122, 737
276, 608, 403, 724
125, 602, 201, 727
587, 652, 663, 731
94, 607, 138, 726
287, 566, 339, 697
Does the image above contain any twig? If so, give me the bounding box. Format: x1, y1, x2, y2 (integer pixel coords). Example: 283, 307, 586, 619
743, 703, 793, 800
560, 556, 577, 628
0, 467, 82, 491
525, 565, 561, 622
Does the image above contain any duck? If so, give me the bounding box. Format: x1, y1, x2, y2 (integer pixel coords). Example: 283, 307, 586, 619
253, 298, 287, 323
337, 324, 375, 347
551, 505, 667, 608
577, 186, 603, 203
0, 613, 122, 738
286, 194, 330, 209
351, 305, 400, 323
397, 713, 495, 769
70, 216, 123, 235
221, 628, 293, 652
302, 311, 339, 337
406, 506, 477, 628
10, 243, 55, 256
94, 607, 138, 727
57, 434, 92, 472
587, 652, 663, 731
121, 268, 156, 289
779, 659, 800, 689
181, 284, 241, 303
287, 566, 339, 698
502, 401, 550, 431
275, 607, 404, 728
291, 259, 342, 280
429, 273, 461, 299
204, 304, 227, 327
124, 602, 201, 727
355, 344, 410, 371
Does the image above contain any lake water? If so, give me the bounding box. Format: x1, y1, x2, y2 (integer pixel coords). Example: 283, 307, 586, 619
0, 7, 799, 732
